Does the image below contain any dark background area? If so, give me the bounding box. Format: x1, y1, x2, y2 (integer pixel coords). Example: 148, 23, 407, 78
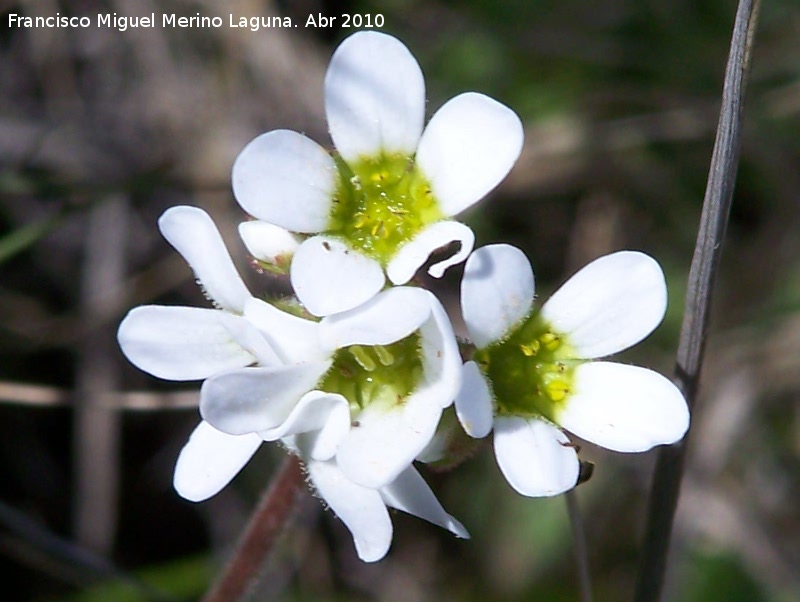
1, 0, 799, 600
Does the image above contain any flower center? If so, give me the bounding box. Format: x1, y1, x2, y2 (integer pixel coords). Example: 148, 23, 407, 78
318, 332, 424, 415
327, 153, 444, 265
473, 311, 581, 422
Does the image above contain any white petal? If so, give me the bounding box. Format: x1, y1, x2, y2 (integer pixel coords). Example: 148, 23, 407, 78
559, 362, 690, 452
199, 362, 331, 435
386, 221, 475, 284
381, 466, 469, 539
231, 130, 336, 233
307, 459, 393, 563
319, 287, 430, 351
336, 389, 443, 489
461, 244, 535, 349
238, 220, 301, 265
117, 305, 271, 381
243, 297, 327, 364
454, 361, 494, 438
325, 31, 425, 161
259, 391, 351, 462
418, 290, 463, 409
416, 93, 523, 216
291, 236, 385, 317
173, 421, 262, 502
158, 206, 250, 314
493, 416, 580, 497
541, 251, 668, 359
224, 312, 283, 367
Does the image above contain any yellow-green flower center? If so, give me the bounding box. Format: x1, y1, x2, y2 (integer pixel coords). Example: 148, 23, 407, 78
474, 312, 582, 422
327, 153, 444, 265
318, 332, 424, 415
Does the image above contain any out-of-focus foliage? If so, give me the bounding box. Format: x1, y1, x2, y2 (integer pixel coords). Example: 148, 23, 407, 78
2, 0, 799, 600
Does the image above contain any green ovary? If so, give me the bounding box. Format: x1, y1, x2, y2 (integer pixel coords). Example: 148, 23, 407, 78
327, 153, 444, 265
473, 312, 582, 423
318, 332, 424, 415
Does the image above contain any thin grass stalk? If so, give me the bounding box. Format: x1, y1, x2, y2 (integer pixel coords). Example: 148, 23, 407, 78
73, 195, 128, 554
634, 1, 762, 600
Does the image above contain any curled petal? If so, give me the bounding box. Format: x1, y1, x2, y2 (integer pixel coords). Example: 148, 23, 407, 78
325, 31, 425, 161
419, 290, 462, 408
173, 421, 262, 502
416, 92, 523, 216
319, 287, 431, 351
259, 391, 350, 462
336, 389, 443, 489
493, 416, 579, 497
559, 362, 690, 452
461, 244, 535, 349
386, 220, 475, 284
307, 459, 393, 563
199, 362, 331, 435
291, 236, 385, 317
380, 466, 469, 539
232, 130, 336, 233
238, 220, 301, 267
117, 305, 274, 381
244, 297, 326, 364
541, 251, 668, 359
158, 206, 250, 314
454, 361, 495, 438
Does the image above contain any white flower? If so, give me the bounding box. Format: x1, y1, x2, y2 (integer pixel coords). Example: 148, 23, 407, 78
232, 31, 524, 316
199, 285, 462, 491
117, 205, 280, 501
455, 244, 690, 497
284, 436, 468, 563
117, 205, 467, 568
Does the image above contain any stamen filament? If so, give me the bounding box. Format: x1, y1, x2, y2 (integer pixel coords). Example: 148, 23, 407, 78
349, 346, 376, 371
374, 345, 395, 366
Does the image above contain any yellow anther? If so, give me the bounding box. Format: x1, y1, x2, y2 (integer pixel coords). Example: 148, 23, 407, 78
353, 213, 370, 229
540, 332, 561, 351
374, 345, 395, 366
371, 220, 387, 238
349, 346, 376, 371
545, 380, 570, 402
520, 340, 540, 357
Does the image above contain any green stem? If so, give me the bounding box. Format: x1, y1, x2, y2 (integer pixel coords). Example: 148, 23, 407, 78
201, 455, 306, 602
634, 1, 762, 600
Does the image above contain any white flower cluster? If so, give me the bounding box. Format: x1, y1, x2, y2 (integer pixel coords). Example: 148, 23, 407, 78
118, 32, 689, 562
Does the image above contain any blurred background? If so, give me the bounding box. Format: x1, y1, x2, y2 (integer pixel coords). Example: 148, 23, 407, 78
2, 0, 799, 600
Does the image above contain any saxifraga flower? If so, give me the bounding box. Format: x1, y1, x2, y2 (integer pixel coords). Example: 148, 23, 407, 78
231, 31, 523, 317
118, 205, 467, 561
455, 244, 690, 497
